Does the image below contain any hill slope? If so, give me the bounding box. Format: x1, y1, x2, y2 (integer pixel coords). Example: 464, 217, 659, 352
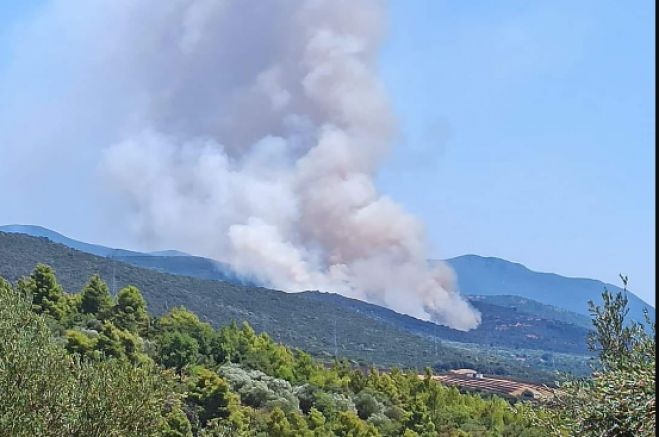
0, 231, 591, 381
0, 228, 598, 351
302, 291, 589, 354
467, 295, 593, 330
0, 224, 144, 257
3, 225, 650, 326
0, 225, 244, 283
444, 255, 654, 324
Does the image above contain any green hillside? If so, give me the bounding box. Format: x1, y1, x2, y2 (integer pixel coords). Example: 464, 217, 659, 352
467, 295, 593, 329
1, 252, 652, 436
1, 269, 548, 436
0, 232, 590, 381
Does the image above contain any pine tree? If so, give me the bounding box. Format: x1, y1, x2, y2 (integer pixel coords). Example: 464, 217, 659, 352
17, 263, 69, 320
158, 331, 200, 371
112, 285, 149, 333
80, 274, 113, 317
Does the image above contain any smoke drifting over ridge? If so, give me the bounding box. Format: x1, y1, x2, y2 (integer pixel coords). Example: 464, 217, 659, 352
2, 0, 480, 330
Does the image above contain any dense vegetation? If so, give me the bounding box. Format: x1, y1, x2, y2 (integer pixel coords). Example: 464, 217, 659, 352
2, 261, 655, 436
1, 264, 548, 436
529, 278, 656, 436
307, 292, 590, 356
0, 274, 172, 435
0, 232, 590, 380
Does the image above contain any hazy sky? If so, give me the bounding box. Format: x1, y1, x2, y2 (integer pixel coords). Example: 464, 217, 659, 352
0, 1, 655, 304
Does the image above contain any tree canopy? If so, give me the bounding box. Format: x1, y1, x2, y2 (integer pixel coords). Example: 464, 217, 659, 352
529, 278, 656, 436
2, 264, 654, 436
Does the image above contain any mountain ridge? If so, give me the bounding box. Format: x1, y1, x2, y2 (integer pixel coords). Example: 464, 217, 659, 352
0, 224, 191, 258
1, 224, 652, 324
443, 255, 653, 323
0, 231, 594, 381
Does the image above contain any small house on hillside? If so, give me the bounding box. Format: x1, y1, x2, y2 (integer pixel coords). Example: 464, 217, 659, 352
450, 369, 484, 379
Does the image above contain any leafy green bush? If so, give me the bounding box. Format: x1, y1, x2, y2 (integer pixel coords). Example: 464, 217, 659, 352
529, 278, 656, 436
0, 278, 172, 436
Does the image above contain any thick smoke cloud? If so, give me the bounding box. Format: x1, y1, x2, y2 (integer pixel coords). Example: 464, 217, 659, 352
2, 0, 480, 330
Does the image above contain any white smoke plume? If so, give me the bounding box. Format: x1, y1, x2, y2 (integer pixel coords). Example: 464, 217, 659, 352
2, 0, 480, 330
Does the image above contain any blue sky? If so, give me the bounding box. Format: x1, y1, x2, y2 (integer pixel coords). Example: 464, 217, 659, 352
0, 1, 655, 304
378, 0, 655, 303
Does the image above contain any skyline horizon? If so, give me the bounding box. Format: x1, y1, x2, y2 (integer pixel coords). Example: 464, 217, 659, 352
1, 222, 653, 307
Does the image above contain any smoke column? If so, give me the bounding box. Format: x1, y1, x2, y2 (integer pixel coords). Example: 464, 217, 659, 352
1, 0, 480, 330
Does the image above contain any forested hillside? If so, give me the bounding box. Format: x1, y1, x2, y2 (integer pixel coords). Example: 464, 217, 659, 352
2, 262, 654, 436
0, 266, 545, 436
304, 292, 590, 355
0, 232, 590, 379
466, 295, 593, 330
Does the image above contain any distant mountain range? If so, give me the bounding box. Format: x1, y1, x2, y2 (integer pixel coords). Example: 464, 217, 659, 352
1, 224, 652, 325
0, 230, 595, 382
3, 224, 655, 382
0, 224, 244, 283
443, 255, 653, 325
0, 224, 148, 257
0, 225, 192, 259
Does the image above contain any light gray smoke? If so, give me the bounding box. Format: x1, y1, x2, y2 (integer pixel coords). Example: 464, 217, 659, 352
1, 0, 480, 330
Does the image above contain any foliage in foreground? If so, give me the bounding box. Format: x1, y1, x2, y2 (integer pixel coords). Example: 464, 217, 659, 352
0, 276, 173, 436
0, 265, 547, 436
3, 264, 655, 436
529, 276, 656, 436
